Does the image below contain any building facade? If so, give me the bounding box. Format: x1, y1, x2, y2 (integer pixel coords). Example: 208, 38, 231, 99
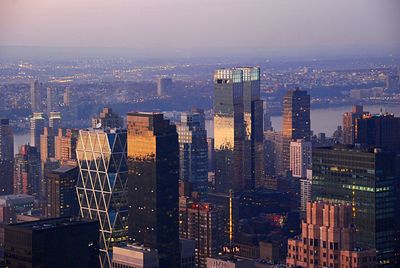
30, 112, 45, 150
76, 128, 128, 268
112, 244, 159, 268
342, 105, 365, 145
92, 107, 124, 129
289, 139, 312, 178
14, 145, 41, 197
127, 112, 180, 267
0, 118, 14, 195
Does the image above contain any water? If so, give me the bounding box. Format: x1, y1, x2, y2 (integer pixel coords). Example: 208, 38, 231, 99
271, 104, 400, 136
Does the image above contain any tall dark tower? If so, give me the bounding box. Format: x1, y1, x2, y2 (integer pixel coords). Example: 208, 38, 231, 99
238, 67, 264, 189
282, 88, 311, 141
127, 112, 180, 267
0, 118, 14, 194
213, 69, 244, 193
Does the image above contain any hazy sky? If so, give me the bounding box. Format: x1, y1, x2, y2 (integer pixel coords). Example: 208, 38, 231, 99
0, 0, 399, 57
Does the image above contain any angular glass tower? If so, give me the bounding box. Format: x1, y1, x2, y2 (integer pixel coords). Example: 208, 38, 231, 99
213, 69, 244, 193
127, 112, 180, 268
76, 129, 128, 268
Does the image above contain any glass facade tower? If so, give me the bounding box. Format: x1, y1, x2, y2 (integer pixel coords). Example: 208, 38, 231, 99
127, 112, 180, 267
76, 128, 128, 268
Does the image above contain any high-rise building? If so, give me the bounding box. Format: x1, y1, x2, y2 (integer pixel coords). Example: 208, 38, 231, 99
46, 87, 59, 114
30, 112, 45, 150
55, 128, 79, 163
282, 88, 311, 141
289, 139, 312, 178
40, 127, 56, 162
46, 165, 79, 218
342, 105, 365, 145
30, 80, 43, 113
263, 101, 272, 132
92, 107, 124, 129
312, 146, 396, 266
127, 112, 180, 267
0, 118, 14, 195
76, 128, 128, 268
4, 217, 99, 268
156, 77, 172, 96
179, 198, 224, 268
207, 137, 215, 172
286, 202, 376, 268
206, 257, 254, 268
213, 69, 244, 192
40, 158, 60, 203
264, 131, 288, 177
49, 111, 62, 130
282, 88, 310, 174
112, 244, 159, 268
238, 67, 264, 190
177, 109, 208, 192
180, 239, 196, 268
300, 170, 312, 215
355, 112, 400, 153
14, 145, 41, 197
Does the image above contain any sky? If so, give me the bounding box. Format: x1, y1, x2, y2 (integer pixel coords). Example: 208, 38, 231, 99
0, 0, 399, 58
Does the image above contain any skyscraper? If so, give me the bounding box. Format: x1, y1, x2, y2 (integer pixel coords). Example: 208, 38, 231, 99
76, 128, 128, 268
40, 127, 56, 162
30, 112, 45, 150
112, 245, 160, 268
0, 118, 14, 195
49, 111, 62, 131
4, 218, 99, 268
92, 107, 124, 129
55, 128, 79, 163
46, 165, 79, 218
312, 146, 396, 266
156, 77, 172, 96
213, 69, 244, 192
238, 67, 264, 189
30, 80, 43, 113
289, 139, 312, 178
354, 112, 400, 153
342, 105, 365, 145
177, 109, 208, 192
286, 202, 376, 268
282, 88, 311, 141
46, 87, 59, 114
127, 112, 180, 267
13, 145, 41, 197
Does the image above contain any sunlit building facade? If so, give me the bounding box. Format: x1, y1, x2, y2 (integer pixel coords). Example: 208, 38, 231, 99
127, 112, 180, 267
30, 112, 45, 150
13, 145, 41, 197
213, 69, 244, 192
76, 128, 128, 268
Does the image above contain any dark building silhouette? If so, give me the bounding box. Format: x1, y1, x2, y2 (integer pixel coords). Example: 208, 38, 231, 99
342, 105, 365, 145
312, 146, 396, 267
46, 165, 79, 218
14, 145, 41, 197
4, 217, 99, 268
0, 118, 14, 195
355, 112, 400, 153
91, 107, 124, 129
156, 77, 172, 96
127, 112, 180, 267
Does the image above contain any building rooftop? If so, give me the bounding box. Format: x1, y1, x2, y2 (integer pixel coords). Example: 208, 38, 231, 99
51, 165, 77, 174
6, 217, 96, 231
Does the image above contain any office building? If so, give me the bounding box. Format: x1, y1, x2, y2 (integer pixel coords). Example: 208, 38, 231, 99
0, 118, 14, 195
30, 112, 45, 151
179, 199, 224, 268
156, 77, 172, 96
282, 88, 311, 141
127, 112, 180, 267
30, 80, 43, 113
55, 128, 79, 163
49, 111, 62, 130
213, 68, 244, 192
289, 139, 312, 178
355, 112, 400, 153
180, 239, 196, 268
40, 127, 56, 162
207, 137, 214, 172
312, 146, 396, 266
14, 145, 41, 197
342, 105, 365, 145
0, 195, 34, 224
238, 67, 264, 189
264, 131, 288, 177
4, 217, 99, 268
46, 165, 79, 218
92, 107, 124, 129
300, 170, 312, 215
177, 109, 208, 192
40, 158, 60, 202
46, 87, 59, 114
112, 244, 159, 268
76, 128, 128, 268
286, 202, 376, 268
